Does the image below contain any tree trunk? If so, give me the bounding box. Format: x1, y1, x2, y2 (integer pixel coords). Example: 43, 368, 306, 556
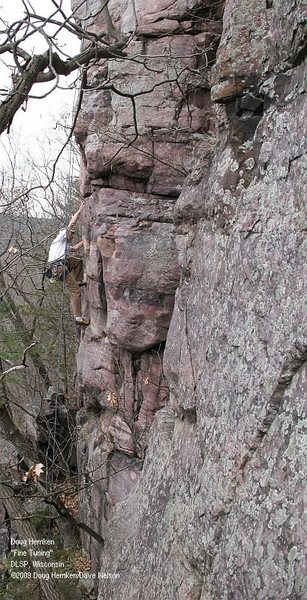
0, 479, 65, 600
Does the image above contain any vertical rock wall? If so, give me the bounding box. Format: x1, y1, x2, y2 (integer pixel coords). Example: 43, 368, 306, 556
74, 0, 307, 597
72, 0, 220, 576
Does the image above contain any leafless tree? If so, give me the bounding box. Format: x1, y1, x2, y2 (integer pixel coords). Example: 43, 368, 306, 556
0, 121, 86, 599
0, 0, 129, 134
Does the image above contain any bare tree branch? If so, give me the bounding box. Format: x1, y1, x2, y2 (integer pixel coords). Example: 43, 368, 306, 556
0, 0, 129, 135
0, 341, 36, 383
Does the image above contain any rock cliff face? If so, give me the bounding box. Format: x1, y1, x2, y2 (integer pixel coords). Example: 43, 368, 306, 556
74, 0, 307, 597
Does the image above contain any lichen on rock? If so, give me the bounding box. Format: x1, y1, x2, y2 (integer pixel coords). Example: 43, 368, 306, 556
74, 0, 307, 597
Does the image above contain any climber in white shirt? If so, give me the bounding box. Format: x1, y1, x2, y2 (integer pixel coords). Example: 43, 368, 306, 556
47, 203, 89, 326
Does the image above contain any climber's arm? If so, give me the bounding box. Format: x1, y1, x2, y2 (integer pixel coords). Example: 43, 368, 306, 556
70, 241, 84, 253
67, 202, 84, 231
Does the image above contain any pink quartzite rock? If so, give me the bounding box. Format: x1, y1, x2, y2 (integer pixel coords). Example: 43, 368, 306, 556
211, 0, 307, 103
69, 1, 307, 599
82, 186, 180, 347
76, 332, 168, 574
74, 0, 222, 584
102, 221, 180, 351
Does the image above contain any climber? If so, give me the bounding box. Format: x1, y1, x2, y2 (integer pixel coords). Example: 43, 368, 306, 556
46, 203, 89, 326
